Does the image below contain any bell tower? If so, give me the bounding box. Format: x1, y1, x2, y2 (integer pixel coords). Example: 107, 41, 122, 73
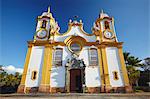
93, 10, 133, 93
93, 10, 118, 42
34, 6, 59, 41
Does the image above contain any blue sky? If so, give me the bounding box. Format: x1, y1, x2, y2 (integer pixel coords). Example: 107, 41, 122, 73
1, 0, 149, 68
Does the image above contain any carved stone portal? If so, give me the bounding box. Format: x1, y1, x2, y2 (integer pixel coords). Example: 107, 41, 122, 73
65, 53, 86, 93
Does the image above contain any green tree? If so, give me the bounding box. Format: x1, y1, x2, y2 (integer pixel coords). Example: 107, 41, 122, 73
123, 52, 142, 86
123, 52, 130, 65
0, 66, 22, 94
126, 65, 140, 86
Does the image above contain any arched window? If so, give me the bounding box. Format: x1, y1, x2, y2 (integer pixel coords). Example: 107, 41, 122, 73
53, 48, 63, 66
31, 71, 37, 80
70, 43, 81, 52
104, 21, 110, 29
89, 48, 98, 66
41, 20, 47, 28
113, 71, 119, 80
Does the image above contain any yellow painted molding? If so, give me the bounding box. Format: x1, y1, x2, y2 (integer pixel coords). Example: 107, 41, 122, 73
118, 47, 130, 86
97, 47, 105, 86
20, 45, 33, 85
40, 45, 53, 85
101, 47, 110, 86
96, 17, 112, 23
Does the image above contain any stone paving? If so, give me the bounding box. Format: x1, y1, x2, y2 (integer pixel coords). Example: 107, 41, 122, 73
0, 93, 150, 99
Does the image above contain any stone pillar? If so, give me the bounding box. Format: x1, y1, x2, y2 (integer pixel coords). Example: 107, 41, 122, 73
65, 66, 69, 93
117, 45, 133, 93
97, 46, 105, 92
66, 67, 70, 93
39, 44, 53, 93
17, 44, 33, 93
101, 45, 112, 92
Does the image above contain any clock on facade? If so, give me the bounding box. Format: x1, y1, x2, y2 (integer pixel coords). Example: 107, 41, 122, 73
36, 29, 47, 39
104, 30, 114, 39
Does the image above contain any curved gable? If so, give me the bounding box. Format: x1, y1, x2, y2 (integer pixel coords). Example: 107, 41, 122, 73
54, 21, 96, 42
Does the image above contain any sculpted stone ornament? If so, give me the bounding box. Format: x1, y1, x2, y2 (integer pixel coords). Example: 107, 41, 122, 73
65, 53, 85, 69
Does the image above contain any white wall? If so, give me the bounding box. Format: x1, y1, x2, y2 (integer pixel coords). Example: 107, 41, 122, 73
85, 67, 101, 87
25, 46, 44, 87
50, 46, 68, 88
106, 47, 124, 87
79, 47, 89, 66
81, 46, 101, 87
50, 67, 65, 87
50, 45, 101, 88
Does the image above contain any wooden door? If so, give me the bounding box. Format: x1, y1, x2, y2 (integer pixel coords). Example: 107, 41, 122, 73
70, 69, 82, 93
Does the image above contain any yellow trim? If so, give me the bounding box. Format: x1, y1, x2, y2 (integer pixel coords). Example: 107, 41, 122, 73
28, 40, 123, 47
96, 17, 112, 23
99, 22, 103, 42
69, 43, 82, 54
97, 47, 105, 86
101, 46, 110, 86
64, 35, 87, 45
20, 44, 33, 85
64, 36, 86, 55
112, 17, 115, 34
118, 47, 130, 86
112, 17, 118, 42
40, 44, 53, 85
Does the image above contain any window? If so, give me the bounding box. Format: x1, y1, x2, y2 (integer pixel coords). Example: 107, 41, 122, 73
41, 20, 47, 28
104, 21, 110, 29
53, 48, 63, 66
113, 71, 119, 80
70, 43, 81, 53
31, 71, 37, 80
89, 48, 98, 66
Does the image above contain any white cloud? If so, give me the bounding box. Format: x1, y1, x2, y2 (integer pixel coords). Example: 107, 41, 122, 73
2, 65, 23, 74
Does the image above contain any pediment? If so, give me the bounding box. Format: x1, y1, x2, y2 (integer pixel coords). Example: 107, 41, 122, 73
54, 21, 97, 42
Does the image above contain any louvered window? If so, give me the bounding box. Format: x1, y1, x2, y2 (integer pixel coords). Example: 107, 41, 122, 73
53, 48, 63, 66
89, 48, 98, 66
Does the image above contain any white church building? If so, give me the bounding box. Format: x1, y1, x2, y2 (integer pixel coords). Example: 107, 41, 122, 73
18, 7, 132, 93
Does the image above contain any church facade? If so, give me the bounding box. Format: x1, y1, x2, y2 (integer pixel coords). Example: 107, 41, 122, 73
18, 7, 132, 93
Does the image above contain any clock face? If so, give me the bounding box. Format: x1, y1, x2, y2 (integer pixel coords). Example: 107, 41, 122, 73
37, 30, 47, 39
104, 31, 113, 39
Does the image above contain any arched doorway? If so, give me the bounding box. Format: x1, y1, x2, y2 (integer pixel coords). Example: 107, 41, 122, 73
65, 53, 86, 93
